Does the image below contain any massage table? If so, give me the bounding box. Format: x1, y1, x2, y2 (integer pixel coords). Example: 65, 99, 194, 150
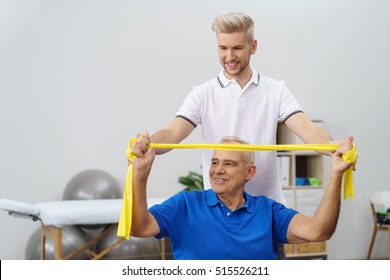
0, 198, 165, 260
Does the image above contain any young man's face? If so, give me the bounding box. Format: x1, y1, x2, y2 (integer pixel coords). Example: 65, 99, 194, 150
209, 149, 255, 196
216, 31, 257, 79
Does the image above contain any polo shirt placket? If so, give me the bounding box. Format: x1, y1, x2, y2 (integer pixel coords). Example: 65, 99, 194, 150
217, 199, 249, 230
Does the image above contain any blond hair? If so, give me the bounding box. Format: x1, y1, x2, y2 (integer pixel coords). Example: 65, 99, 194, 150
211, 12, 255, 43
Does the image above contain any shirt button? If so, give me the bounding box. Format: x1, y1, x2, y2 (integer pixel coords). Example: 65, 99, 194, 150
227, 212, 231, 216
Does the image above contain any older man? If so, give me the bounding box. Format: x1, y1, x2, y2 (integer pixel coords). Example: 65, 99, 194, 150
130, 135, 355, 260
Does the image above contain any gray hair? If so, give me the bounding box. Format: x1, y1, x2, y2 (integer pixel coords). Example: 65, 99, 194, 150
211, 12, 255, 43
219, 136, 255, 167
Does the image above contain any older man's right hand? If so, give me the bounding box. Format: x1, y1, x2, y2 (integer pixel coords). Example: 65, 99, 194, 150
131, 132, 151, 157
129, 132, 155, 173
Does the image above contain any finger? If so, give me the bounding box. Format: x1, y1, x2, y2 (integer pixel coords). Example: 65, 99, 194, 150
131, 142, 144, 157
352, 162, 357, 171
140, 132, 151, 144
338, 137, 353, 153
136, 132, 151, 152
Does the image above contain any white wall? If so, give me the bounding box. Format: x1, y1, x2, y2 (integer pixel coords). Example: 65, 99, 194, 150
0, 0, 389, 260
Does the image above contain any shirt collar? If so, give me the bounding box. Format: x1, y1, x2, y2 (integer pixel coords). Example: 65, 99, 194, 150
216, 68, 260, 88
205, 189, 255, 213
205, 189, 220, 206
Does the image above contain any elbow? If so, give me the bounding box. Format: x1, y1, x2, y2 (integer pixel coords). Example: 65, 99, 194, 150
311, 227, 336, 242
130, 218, 158, 238
130, 224, 150, 238
316, 233, 333, 242
130, 226, 140, 237
130, 228, 147, 238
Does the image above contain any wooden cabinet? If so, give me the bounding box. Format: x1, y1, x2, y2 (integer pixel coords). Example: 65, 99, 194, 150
277, 121, 328, 259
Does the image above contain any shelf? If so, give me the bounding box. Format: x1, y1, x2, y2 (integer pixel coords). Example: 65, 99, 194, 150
295, 185, 324, 190
295, 155, 323, 182
294, 150, 318, 156
276, 151, 294, 156
285, 241, 327, 259
286, 252, 327, 260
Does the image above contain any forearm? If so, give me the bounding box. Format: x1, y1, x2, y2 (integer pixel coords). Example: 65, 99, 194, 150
151, 117, 195, 155
285, 113, 333, 156
304, 123, 333, 144
310, 171, 343, 240
310, 126, 334, 156
130, 168, 159, 237
151, 129, 177, 155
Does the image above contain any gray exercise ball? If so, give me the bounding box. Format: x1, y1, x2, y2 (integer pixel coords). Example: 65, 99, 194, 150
96, 225, 162, 260
63, 169, 122, 230
25, 226, 90, 260
63, 169, 121, 200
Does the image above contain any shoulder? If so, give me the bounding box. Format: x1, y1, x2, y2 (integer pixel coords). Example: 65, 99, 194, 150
164, 190, 206, 205
252, 195, 278, 207
258, 73, 287, 89
192, 76, 223, 92
251, 195, 289, 212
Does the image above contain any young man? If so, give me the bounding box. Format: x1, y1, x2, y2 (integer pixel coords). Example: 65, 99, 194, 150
130, 135, 355, 260
131, 12, 344, 259
132, 12, 333, 205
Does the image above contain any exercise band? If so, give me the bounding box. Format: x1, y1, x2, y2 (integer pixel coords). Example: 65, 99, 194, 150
117, 139, 358, 239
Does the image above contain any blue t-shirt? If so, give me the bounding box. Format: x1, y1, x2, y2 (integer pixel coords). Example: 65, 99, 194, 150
149, 189, 298, 260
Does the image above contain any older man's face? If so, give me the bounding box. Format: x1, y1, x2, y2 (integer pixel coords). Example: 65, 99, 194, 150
209, 149, 253, 196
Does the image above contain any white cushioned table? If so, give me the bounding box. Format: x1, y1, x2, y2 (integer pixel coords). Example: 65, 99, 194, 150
0, 198, 165, 260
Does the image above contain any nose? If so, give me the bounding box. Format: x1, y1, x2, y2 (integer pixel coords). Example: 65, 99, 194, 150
226, 49, 235, 60
213, 163, 225, 174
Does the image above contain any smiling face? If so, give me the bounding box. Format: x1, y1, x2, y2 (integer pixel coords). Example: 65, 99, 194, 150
216, 31, 257, 82
209, 148, 256, 197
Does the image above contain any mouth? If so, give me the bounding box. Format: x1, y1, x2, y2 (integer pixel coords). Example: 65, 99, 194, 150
212, 177, 227, 184
226, 61, 239, 69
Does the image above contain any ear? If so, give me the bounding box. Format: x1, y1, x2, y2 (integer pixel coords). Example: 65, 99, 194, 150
245, 164, 256, 181
250, 39, 258, 55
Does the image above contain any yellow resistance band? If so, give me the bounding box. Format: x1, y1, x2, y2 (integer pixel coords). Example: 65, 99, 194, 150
117, 140, 358, 239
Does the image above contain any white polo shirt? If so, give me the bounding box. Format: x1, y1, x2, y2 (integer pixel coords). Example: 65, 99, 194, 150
176, 69, 302, 205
